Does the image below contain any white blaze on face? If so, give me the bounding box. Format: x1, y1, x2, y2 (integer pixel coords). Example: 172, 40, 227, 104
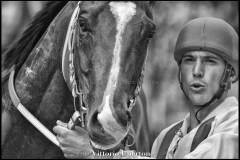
97, 2, 136, 141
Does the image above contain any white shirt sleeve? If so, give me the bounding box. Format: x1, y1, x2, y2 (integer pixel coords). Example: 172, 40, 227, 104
184, 132, 238, 159
184, 106, 238, 159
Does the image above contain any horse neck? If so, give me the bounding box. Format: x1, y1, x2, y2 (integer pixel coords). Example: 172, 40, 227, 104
14, 40, 61, 112
13, 3, 76, 113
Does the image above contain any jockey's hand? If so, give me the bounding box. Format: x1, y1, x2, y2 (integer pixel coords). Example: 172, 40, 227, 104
53, 120, 94, 159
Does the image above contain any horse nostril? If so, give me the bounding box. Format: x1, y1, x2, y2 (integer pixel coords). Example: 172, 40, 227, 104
127, 100, 131, 108
126, 110, 132, 121
88, 110, 106, 135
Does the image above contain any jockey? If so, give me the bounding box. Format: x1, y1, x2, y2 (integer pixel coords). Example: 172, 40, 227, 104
151, 17, 239, 159
53, 17, 238, 159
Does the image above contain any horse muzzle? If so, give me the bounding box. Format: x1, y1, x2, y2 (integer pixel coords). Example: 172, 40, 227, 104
87, 104, 131, 151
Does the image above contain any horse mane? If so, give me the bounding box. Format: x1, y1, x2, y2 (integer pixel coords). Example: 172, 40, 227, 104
1, 1, 68, 81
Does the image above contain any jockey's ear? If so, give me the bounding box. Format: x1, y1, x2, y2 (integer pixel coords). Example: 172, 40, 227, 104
230, 69, 238, 83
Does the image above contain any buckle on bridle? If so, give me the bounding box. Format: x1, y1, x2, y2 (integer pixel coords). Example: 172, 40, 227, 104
67, 110, 81, 129
67, 96, 87, 129
67, 82, 87, 129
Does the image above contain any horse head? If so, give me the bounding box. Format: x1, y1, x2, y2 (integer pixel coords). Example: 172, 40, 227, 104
63, 1, 156, 150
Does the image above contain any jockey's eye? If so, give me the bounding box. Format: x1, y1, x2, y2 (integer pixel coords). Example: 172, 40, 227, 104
182, 56, 194, 63
203, 57, 218, 65
205, 59, 216, 64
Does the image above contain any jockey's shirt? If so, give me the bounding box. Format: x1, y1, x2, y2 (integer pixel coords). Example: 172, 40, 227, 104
151, 96, 238, 159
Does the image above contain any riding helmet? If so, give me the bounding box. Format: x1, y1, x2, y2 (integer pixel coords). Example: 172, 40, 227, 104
174, 17, 239, 82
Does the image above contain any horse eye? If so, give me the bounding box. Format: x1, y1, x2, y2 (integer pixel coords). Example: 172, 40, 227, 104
79, 19, 85, 27
78, 17, 87, 27
78, 17, 91, 33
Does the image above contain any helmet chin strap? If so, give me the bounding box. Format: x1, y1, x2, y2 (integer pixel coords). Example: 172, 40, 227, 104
178, 62, 233, 123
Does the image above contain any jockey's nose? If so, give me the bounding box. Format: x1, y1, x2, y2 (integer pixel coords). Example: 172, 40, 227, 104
193, 59, 204, 78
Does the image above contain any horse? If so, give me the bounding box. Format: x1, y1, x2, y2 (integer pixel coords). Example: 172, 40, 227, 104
1, 1, 156, 158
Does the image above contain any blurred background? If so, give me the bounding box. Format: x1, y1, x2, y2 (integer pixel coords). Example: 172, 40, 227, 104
2, 1, 239, 147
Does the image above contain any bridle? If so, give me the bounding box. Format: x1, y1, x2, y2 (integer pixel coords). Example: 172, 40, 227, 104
8, 1, 145, 151
62, 1, 87, 130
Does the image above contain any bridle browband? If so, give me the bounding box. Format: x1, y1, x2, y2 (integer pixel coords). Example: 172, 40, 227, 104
8, 1, 145, 152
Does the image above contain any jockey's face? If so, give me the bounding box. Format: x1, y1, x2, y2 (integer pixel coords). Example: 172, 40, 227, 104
180, 51, 225, 106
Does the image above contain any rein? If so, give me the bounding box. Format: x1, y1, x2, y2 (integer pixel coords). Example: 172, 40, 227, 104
8, 66, 60, 147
